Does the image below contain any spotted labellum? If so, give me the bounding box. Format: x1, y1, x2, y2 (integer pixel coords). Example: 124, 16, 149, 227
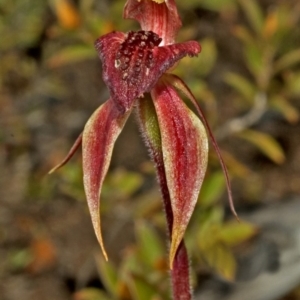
50, 1, 237, 297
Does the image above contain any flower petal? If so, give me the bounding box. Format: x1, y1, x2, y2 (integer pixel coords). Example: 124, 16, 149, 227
123, 0, 182, 45
95, 31, 200, 113
48, 133, 82, 174
94, 31, 128, 112
152, 40, 200, 72
82, 99, 131, 260
151, 80, 208, 268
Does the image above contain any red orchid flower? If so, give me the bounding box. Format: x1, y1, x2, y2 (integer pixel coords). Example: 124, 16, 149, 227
50, 0, 237, 270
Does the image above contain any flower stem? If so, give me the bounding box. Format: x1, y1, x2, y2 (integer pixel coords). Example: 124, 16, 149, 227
154, 152, 192, 300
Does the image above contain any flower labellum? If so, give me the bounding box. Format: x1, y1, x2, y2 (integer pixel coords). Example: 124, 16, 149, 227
95, 29, 199, 112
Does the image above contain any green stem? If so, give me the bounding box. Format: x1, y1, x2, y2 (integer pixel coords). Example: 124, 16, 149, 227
155, 152, 191, 300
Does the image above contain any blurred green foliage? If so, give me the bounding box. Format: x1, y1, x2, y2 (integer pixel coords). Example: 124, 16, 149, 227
1, 0, 300, 299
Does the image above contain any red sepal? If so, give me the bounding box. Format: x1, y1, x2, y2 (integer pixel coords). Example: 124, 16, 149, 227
124, 0, 182, 45
82, 99, 131, 260
151, 80, 208, 268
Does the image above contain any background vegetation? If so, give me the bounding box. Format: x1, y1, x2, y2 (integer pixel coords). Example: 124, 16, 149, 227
1, 0, 300, 299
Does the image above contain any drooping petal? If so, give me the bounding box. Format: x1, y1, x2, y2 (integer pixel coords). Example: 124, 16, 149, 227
82, 99, 132, 260
124, 0, 182, 45
48, 133, 82, 174
151, 80, 208, 268
95, 31, 200, 112
165, 74, 239, 220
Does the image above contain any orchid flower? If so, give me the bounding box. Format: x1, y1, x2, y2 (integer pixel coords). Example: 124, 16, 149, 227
50, 0, 237, 277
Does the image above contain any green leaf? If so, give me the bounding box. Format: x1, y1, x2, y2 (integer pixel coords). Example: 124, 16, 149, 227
47, 45, 96, 68
59, 161, 85, 200
203, 206, 224, 226
126, 273, 162, 300
0, 0, 47, 51
176, 39, 217, 78
103, 168, 143, 199
274, 48, 300, 74
8, 249, 32, 270
237, 129, 285, 164
286, 72, 300, 97
135, 221, 165, 269
233, 25, 255, 45
114, 170, 143, 197
95, 255, 118, 298
182, 0, 236, 11
220, 221, 258, 247
196, 39, 217, 76
271, 95, 299, 123
224, 72, 256, 102
199, 238, 236, 281
244, 43, 264, 77
73, 288, 111, 300
238, 0, 264, 35
221, 151, 251, 178
198, 171, 225, 208
133, 189, 162, 219
210, 243, 236, 281
120, 247, 141, 275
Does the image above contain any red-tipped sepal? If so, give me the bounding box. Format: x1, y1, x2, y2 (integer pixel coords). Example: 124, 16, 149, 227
48, 133, 82, 174
165, 74, 239, 221
151, 80, 208, 268
82, 99, 131, 260
124, 0, 182, 46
